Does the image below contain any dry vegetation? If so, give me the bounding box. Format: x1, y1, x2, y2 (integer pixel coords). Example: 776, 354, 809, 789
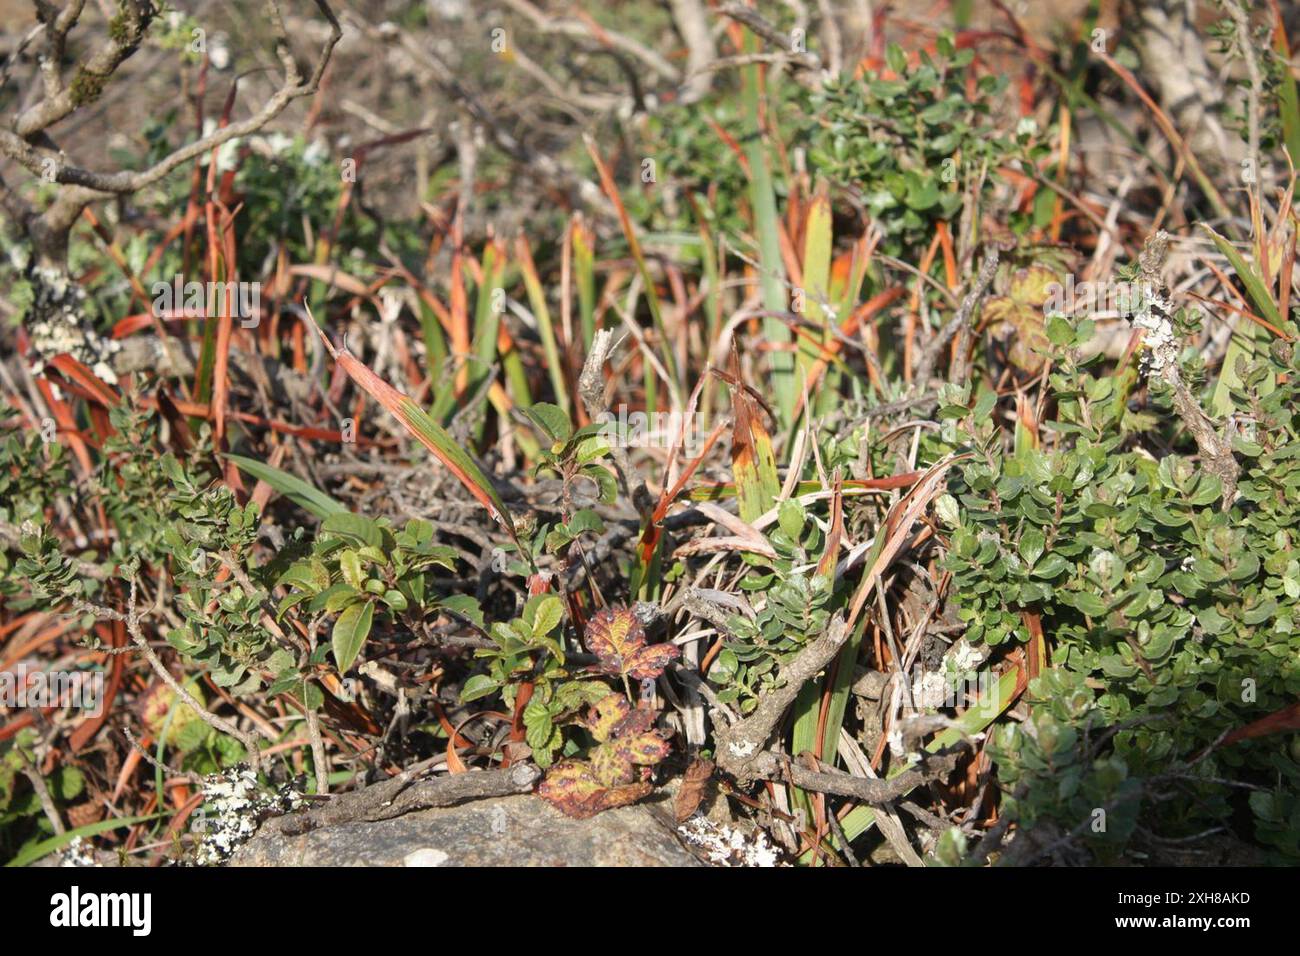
1, 0, 1299, 867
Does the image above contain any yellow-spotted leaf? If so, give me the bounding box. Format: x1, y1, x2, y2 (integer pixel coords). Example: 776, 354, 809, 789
583, 606, 679, 680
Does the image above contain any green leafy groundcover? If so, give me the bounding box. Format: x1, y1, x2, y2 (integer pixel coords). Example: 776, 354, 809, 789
937, 315, 1300, 860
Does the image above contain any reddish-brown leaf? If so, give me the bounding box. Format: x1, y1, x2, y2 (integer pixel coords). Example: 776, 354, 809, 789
673, 758, 715, 823
584, 692, 632, 742
583, 606, 680, 680
538, 691, 672, 818
537, 760, 652, 819
612, 729, 671, 768
591, 743, 637, 787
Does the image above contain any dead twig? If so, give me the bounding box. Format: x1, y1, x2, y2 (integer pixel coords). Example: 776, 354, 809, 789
1139, 231, 1240, 505
269, 762, 541, 835
713, 617, 849, 784
914, 247, 1000, 388
717, 4, 820, 73
773, 747, 965, 805
578, 329, 653, 517
74, 581, 265, 770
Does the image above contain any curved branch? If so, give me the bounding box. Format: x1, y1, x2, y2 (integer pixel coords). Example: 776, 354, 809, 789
500, 0, 679, 83
15, 0, 151, 139
3, 1, 342, 198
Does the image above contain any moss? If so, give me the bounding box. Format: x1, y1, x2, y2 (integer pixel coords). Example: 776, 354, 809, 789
68, 68, 107, 107
107, 12, 131, 46
108, 1, 154, 48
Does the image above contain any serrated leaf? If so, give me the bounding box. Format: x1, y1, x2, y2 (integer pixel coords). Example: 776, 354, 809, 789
983, 265, 1060, 373
460, 673, 499, 703
591, 741, 637, 786
527, 594, 564, 638
523, 699, 554, 751
583, 606, 680, 680
538, 690, 671, 818
537, 761, 652, 819
584, 692, 632, 742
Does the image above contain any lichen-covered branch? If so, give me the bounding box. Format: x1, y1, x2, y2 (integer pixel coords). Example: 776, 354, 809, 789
0, 0, 342, 268
1136, 230, 1240, 506
270, 763, 541, 836
713, 616, 849, 784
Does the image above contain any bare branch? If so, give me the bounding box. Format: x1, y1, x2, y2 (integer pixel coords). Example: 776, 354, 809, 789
914, 247, 999, 389
0, 0, 343, 269
770, 748, 964, 804
0, 169, 34, 226
1224, 0, 1261, 183
667, 0, 716, 102
500, 0, 679, 83
74, 584, 266, 771
268, 762, 541, 836
1142, 230, 1240, 505
718, 3, 820, 72
21, 763, 65, 835
34, 0, 87, 101
713, 616, 849, 784
579, 329, 653, 518
1, 1, 342, 199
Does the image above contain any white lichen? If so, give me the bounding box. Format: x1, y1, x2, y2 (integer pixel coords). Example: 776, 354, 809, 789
25, 266, 121, 385
192, 766, 302, 866
677, 816, 780, 867
946, 639, 982, 676
59, 835, 102, 867
887, 727, 906, 758
727, 740, 757, 758
912, 670, 949, 710
1131, 284, 1177, 379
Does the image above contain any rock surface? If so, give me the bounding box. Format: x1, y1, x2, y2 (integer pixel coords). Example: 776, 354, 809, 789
231, 793, 703, 867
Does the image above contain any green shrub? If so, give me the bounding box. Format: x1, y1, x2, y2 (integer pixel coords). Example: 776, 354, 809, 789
937, 300, 1300, 860
806, 37, 1047, 256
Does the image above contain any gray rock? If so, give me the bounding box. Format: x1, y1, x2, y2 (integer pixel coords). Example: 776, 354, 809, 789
231, 794, 703, 867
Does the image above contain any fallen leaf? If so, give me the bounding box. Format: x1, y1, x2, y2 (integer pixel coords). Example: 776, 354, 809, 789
984, 263, 1060, 372
537, 761, 652, 819
674, 758, 716, 823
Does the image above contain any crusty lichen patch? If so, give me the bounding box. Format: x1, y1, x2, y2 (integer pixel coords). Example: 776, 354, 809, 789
25, 267, 121, 386
193, 766, 303, 866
